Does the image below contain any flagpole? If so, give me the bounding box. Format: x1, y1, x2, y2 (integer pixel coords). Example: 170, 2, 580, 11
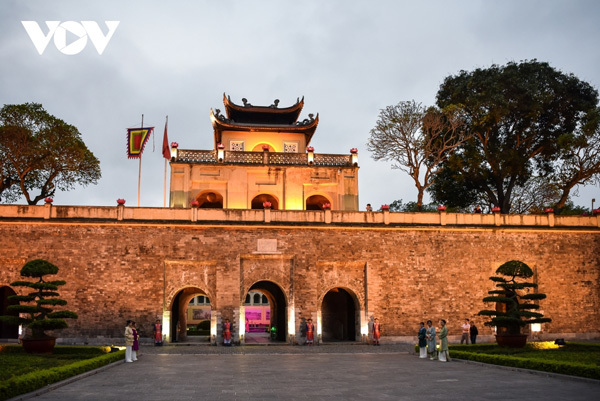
138, 114, 144, 207
163, 115, 168, 208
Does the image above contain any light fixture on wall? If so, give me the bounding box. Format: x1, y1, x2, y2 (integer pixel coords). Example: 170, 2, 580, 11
217, 143, 225, 162
350, 148, 358, 166
170, 142, 179, 161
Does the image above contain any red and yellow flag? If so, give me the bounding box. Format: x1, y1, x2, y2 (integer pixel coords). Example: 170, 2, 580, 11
126, 127, 154, 159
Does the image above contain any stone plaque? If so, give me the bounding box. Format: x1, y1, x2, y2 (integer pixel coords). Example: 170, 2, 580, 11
257, 239, 278, 253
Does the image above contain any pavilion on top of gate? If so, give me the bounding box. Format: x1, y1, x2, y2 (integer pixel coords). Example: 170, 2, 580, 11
168, 94, 359, 211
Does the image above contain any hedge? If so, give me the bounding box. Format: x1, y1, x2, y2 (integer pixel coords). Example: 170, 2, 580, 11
450, 350, 600, 380
0, 348, 125, 401
411, 342, 600, 380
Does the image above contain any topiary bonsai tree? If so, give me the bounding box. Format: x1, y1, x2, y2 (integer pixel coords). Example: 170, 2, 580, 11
0, 259, 78, 343
478, 260, 551, 343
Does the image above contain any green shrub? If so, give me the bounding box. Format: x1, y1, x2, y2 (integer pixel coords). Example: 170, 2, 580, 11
0, 348, 125, 400
449, 343, 600, 380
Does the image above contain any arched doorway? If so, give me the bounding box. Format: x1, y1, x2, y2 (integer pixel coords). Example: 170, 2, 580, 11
0, 286, 18, 339
244, 281, 287, 342
306, 194, 331, 210
252, 143, 275, 152
321, 288, 358, 342
251, 194, 279, 210
170, 287, 211, 343
196, 191, 223, 208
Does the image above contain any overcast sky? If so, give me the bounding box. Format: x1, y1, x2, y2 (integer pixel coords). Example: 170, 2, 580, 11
1, 0, 599, 210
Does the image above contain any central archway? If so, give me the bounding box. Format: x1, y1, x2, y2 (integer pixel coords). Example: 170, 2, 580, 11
321, 287, 358, 342
251, 194, 279, 210
306, 194, 331, 210
245, 281, 287, 342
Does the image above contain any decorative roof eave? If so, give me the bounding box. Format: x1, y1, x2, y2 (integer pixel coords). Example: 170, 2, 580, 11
223, 93, 304, 122
210, 109, 319, 148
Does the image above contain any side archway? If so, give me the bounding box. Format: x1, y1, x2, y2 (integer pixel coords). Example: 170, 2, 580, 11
320, 287, 359, 342
0, 286, 18, 339
251, 194, 279, 210
196, 190, 224, 209
168, 286, 212, 343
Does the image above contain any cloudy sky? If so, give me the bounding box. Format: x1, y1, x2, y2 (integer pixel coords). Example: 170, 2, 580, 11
1, 0, 599, 210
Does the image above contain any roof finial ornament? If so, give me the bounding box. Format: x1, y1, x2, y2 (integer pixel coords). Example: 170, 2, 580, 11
296, 113, 315, 126
214, 108, 229, 122
242, 98, 252, 107
269, 99, 280, 108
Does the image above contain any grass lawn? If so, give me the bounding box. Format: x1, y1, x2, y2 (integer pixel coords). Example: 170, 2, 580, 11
448, 342, 600, 380
0, 345, 124, 401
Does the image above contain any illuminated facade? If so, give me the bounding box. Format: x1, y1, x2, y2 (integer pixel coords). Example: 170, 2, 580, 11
169, 94, 359, 211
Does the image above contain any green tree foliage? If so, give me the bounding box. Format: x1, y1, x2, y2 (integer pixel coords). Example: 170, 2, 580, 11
0, 259, 78, 339
478, 261, 551, 336
0, 103, 101, 204
387, 199, 439, 212
433, 60, 599, 213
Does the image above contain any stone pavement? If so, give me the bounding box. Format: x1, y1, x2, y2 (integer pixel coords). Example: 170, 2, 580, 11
15, 344, 600, 401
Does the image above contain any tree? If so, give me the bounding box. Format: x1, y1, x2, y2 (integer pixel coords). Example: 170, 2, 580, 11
0, 259, 78, 341
367, 100, 470, 210
478, 260, 551, 346
551, 108, 600, 211
0, 103, 101, 204
387, 199, 438, 212
435, 60, 599, 213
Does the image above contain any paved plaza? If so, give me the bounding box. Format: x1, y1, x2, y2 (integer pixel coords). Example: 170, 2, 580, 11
13, 344, 600, 401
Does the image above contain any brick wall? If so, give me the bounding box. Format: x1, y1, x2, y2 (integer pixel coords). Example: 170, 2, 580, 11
0, 219, 598, 343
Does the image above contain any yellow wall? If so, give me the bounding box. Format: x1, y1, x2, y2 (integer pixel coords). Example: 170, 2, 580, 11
221, 130, 307, 152
170, 163, 359, 211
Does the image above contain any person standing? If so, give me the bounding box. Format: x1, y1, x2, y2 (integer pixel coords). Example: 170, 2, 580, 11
223, 318, 232, 346
366, 204, 373, 212
372, 318, 381, 345
426, 320, 436, 360
438, 319, 450, 362
305, 318, 315, 345
418, 322, 427, 358
470, 320, 479, 344
124, 320, 134, 363
460, 318, 470, 344
153, 319, 163, 346
131, 321, 139, 361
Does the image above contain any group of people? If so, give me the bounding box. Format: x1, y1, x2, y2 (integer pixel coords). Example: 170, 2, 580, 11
124, 319, 164, 362
124, 320, 140, 363
417, 318, 479, 362
460, 318, 479, 345
418, 320, 449, 361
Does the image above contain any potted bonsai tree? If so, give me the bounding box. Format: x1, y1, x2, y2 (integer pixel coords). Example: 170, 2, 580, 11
478, 260, 551, 347
0, 259, 78, 353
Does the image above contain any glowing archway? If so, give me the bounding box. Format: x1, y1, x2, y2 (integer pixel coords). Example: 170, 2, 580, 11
242, 280, 288, 342
196, 190, 224, 209
251, 194, 279, 210
305, 194, 331, 210
167, 286, 213, 343
252, 143, 275, 152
